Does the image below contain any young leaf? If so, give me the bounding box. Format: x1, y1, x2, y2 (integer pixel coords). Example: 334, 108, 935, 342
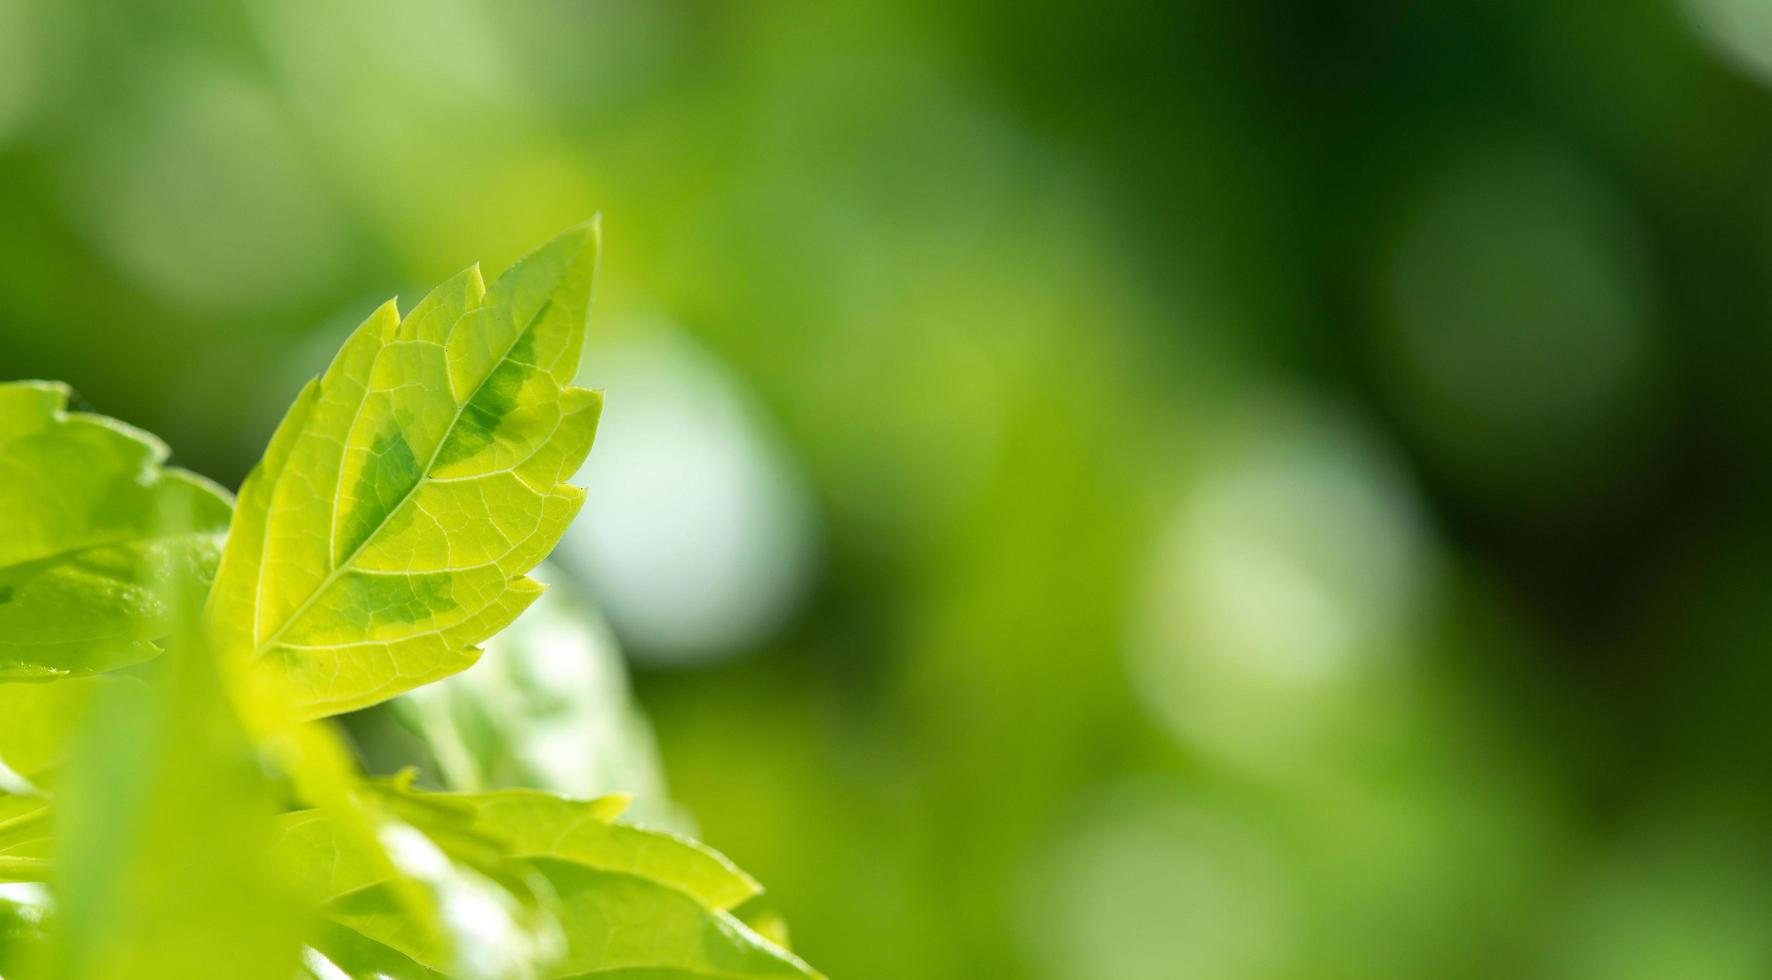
274, 785, 818, 979
0, 381, 231, 680
206, 222, 603, 719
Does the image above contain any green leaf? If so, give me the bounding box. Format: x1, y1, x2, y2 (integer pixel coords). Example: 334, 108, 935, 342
206, 222, 603, 719
383, 572, 682, 827
442, 790, 806, 978
0, 381, 231, 680
0, 795, 52, 883
0, 882, 50, 974
274, 786, 563, 977
0, 224, 821, 980
42, 626, 307, 980
411, 789, 812, 978
275, 785, 817, 979
0, 677, 137, 790
304, 919, 451, 979
447, 790, 760, 912
536, 858, 812, 980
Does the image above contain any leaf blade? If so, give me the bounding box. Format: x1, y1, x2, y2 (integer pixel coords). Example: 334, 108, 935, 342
0, 382, 232, 680
209, 222, 602, 719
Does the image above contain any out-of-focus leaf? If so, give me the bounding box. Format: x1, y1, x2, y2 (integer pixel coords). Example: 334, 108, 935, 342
0, 796, 52, 883
266, 764, 554, 976
319, 858, 558, 979
386, 575, 682, 827
535, 858, 814, 979
273, 808, 387, 903
205, 222, 602, 720
0, 381, 231, 680
0, 677, 139, 791
274, 786, 562, 978
40, 622, 306, 980
739, 906, 795, 952
450, 790, 759, 911
397, 785, 809, 978
304, 919, 452, 979
0, 882, 51, 975
275, 782, 815, 979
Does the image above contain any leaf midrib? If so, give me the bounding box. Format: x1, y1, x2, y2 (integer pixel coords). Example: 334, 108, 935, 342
253, 299, 556, 658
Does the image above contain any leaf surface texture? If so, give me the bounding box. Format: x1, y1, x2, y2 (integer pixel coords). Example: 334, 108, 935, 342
207, 224, 603, 718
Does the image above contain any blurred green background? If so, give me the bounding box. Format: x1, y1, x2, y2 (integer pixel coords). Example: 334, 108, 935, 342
9, 1, 1772, 976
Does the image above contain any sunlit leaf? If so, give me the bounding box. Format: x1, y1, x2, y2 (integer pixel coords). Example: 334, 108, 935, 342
537, 858, 813, 980
0, 381, 231, 680
446, 789, 760, 912
383, 575, 682, 827
0, 882, 51, 974
42, 625, 307, 979
0, 222, 819, 980
274, 781, 562, 977
0, 677, 137, 790
0, 796, 52, 883
275, 783, 815, 979
206, 222, 602, 720
401, 786, 809, 978
303, 919, 451, 979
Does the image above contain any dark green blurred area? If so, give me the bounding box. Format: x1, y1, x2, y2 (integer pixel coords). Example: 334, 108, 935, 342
8, 0, 1772, 976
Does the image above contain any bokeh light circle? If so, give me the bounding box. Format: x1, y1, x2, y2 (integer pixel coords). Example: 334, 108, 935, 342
1378, 149, 1657, 503
1129, 390, 1431, 770
1685, 0, 1772, 87
557, 323, 819, 665
1016, 780, 1298, 980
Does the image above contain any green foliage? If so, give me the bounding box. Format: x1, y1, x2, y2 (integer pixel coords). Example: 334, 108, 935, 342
0, 677, 127, 791
0, 382, 230, 680
0, 796, 51, 882
279, 782, 811, 978
207, 223, 602, 720
383, 586, 681, 827
42, 625, 306, 980
0, 225, 819, 979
